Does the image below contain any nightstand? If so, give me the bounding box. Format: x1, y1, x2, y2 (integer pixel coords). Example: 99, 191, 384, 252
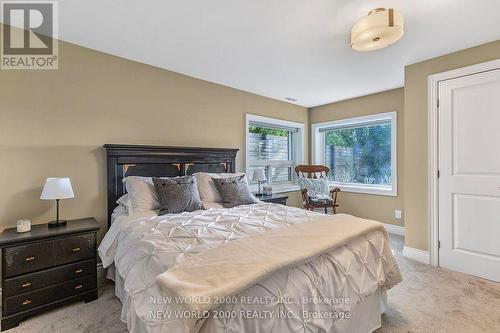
258, 193, 288, 205
0, 218, 100, 331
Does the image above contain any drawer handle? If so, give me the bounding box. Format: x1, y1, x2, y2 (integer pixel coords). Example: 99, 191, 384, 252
25, 256, 35, 262
22, 299, 32, 305
21, 282, 32, 288
75, 284, 83, 290
75, 269, 83, 274
72, 247, 81, 252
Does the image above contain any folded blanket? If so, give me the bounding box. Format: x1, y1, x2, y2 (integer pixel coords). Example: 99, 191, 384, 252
156, 213, 399, 313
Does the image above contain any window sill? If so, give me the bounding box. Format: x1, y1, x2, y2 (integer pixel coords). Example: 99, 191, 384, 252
251, 184, 300, 195
330, 183, 397, 197
271, 184, 301, 194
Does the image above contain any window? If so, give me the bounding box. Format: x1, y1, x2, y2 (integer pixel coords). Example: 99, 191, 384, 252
246, 114, 304, 192
312, 112, 397, 196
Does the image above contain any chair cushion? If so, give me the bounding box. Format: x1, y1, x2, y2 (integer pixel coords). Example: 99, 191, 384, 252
309, 197, 334, 205
298, 177, 330, 199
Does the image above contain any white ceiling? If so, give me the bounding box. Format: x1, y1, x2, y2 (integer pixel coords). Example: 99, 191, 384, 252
56, 1, 500, 106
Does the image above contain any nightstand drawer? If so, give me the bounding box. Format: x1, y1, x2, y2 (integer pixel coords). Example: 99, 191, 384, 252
3, 234, 95, 277
0, 218, 99, 330
259, 194, 288, 206
3, 259, 96, 297
3, 275, 96, 316
263, 197, 287, 205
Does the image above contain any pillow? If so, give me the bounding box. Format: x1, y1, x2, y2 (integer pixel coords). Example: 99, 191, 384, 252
116, 193, 132, 215
152, 176, 203, 215
212, 175, 258, 208
194, 172, 244, 203
298, 177, 330, 199
122, 176, 160, 213
116, 193, 130, 206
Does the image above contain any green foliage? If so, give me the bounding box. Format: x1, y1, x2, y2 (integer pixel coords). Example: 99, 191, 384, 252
325, 124, 392, 184
249, 126, 289, 137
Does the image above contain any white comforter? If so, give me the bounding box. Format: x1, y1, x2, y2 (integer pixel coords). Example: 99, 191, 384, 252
99, 203, 402, 333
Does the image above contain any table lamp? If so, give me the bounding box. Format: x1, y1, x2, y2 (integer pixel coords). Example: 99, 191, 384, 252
40, 178, 75, 227
252, 169, 267, 197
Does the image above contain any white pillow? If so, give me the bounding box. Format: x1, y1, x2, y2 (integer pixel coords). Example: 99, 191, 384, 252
194, 172, 245, 203
116, 193, 132, 214
122, 176, 160, 212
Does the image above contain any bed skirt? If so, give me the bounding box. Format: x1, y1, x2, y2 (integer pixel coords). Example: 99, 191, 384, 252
108, 264, 388, 333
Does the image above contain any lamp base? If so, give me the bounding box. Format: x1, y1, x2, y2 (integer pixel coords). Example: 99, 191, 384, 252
48, 220, 67, 228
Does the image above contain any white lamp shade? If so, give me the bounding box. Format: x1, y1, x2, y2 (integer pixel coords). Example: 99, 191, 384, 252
40, 178, 75, 200
351, 8, 404, 52
252, 169, 267, 182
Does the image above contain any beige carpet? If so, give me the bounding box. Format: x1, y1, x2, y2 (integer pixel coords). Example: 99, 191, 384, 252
4, 235, 500, 333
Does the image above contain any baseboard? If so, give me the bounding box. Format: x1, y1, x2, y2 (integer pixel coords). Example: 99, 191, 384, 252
383, 223, 405, 236
403, 246, 430, 264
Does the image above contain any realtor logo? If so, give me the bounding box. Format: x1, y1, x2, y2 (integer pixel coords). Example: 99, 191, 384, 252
1, 1, 58, 69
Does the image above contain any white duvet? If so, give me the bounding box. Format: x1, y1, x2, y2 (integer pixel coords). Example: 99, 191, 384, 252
99, 203, 402, 333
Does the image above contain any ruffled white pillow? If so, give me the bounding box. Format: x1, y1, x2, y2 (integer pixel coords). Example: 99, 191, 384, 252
116, 193, 132, 213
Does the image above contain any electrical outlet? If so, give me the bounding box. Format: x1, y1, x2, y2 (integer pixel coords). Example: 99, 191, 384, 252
395, 209, 402, 219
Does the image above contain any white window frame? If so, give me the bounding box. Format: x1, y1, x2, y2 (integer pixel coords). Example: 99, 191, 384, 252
311, 111, 397, 196
245, 114, 305, 193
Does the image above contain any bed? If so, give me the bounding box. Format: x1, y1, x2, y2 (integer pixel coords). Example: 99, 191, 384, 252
99, 144, 402, 333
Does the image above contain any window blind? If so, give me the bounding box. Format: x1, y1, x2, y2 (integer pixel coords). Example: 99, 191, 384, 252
318, 119, 391, 133
249, 121, 299, 133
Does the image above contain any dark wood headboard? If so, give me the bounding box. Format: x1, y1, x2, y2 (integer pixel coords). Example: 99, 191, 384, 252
104, 144, 238, 227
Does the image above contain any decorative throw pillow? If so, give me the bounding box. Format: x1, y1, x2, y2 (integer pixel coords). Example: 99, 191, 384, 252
212, 175, 258, 208
194, 172, 245, 203
152, 176, 203, 215
298, 177, 331, 199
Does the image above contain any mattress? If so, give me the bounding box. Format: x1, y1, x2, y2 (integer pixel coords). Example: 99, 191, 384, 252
99, 203, 401, 333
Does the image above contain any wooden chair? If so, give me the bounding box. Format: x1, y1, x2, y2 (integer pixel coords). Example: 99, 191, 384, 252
295, 165, 340, 214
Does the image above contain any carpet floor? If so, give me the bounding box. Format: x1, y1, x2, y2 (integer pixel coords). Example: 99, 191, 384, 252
4, 235, 500, 333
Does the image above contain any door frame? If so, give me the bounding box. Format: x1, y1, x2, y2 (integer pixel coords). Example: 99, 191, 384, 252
428, 58, 500, 266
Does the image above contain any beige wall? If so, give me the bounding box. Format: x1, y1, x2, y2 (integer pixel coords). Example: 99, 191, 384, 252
0, 40, 307, 240
309, 88, 404, 226
3, 27, 499, 252
404, 40, 500, 251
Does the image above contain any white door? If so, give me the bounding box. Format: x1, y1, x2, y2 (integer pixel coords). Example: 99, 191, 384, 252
438, 68, 500, 282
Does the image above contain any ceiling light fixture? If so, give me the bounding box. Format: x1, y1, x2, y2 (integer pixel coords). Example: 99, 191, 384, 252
351, 8, 405, 52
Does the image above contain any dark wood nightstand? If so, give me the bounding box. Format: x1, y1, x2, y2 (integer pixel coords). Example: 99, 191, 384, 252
258, 193, 288, 205
0, 218, 100, 331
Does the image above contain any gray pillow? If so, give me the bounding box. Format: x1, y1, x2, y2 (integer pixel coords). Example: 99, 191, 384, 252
152, 176, 203, 215
212, 175, 258, 208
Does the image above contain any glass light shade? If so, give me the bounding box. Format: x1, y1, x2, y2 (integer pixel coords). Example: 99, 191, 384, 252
351, 8, 404, 52
40, 178, 75, 200
252, 169, 267, 182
